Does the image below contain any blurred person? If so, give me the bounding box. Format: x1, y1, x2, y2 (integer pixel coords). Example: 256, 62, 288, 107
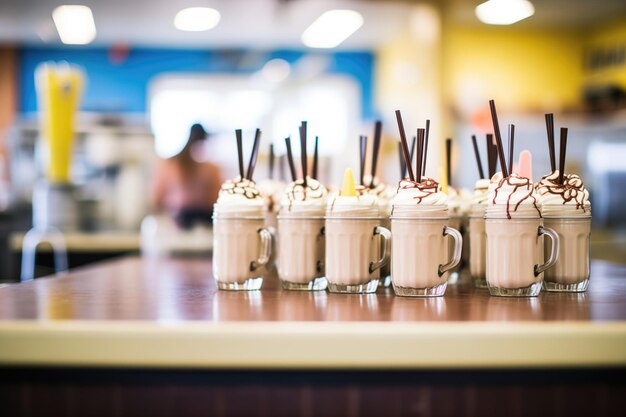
151, 123, 223, 229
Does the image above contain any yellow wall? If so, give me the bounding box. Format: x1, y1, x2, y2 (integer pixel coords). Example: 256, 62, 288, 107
441, 24, 585, 116
584, 16, 626, 88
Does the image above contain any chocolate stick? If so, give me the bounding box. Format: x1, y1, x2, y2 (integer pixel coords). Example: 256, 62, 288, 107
486, 134, 496, 178
246, 128, 261, 180
235, 129, 244, 179
416, 129, 425, 183
395, 110, 415, 181
398, 142, 406, 179
558, 127, 568, 185
312, 136, 319, 180
300, 121, 308, 187
486, 134, 493, 178
370, 120, 382, 187
422, 119, 430, 175
508, 124, 515, 176
268, 144, 275, 180
284, 137, 297, 182
279, 154, 286, 181
359, 135, 367, 186
545, 113, 556, 173
471, 135, 485, 179
409, 136, 416, 173
446, 138, 452, 188
489, 99, 509, 177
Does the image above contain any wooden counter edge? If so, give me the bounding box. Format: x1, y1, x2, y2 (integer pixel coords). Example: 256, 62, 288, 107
0, 321, 625, 369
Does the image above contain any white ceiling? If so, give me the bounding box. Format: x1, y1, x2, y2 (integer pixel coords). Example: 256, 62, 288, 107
0, 0, 625, 49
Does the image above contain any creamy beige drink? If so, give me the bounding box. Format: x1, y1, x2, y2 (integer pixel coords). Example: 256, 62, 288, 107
485, 173, 559, 296
212, 177, 272, 290
390, 178, 462, 297
257, 178, 285, 276
469, 179, 490, 287
358, 175, 395, 288
536, 171, 591, 292
277, 177, 327, 290
446, 187, 463, 281
325, 169, 391, 294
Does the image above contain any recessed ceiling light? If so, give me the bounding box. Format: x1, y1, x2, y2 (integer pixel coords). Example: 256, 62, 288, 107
174, 7, 221, 32
52, 5, 97, 45
475, 0, 535, 25
302, 10, 363, 49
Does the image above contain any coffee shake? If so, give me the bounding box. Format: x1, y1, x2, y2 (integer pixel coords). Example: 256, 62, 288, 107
325, 169, 391, 294
536, 171, 591, 292
390, 177, 463, 297
468, 178, 490, 287
213, 177, 272, 290
485, 173, 559, 296
358, 175, 394, 288
277, 177, 328, 290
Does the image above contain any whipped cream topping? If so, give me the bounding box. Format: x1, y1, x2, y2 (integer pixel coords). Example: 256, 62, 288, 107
258, 179, 286, 213
487, 173, 539, 219
326, 193, 379, 216
392, 177, 448, 206
215, 177, 264, 214
472, 179, 490, 206
535, 170, 590, 212
357, 175, 395, 216
280, 177, 327, 214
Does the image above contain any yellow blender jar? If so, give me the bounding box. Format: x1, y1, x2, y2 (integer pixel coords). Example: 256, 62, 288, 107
33, 62, 85, 230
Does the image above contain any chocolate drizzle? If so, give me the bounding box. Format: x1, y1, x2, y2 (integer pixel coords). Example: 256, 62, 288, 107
492, 175, 540, 219
536, 172, 589, 212
284, 178, 326, 212
220, 178, 261, 200
396, 178, 440, 205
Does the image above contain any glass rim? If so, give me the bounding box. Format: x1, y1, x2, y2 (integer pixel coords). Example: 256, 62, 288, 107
324, 216, 385, 220
277, 215, 325, 220
542, 215, 592, 220
390, 216, 449, 220
212, 215, 265, 221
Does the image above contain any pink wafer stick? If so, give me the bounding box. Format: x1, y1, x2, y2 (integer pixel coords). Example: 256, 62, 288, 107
517, 150, 533, 181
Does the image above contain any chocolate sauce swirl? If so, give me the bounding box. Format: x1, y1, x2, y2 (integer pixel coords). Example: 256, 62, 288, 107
490, 174, 540, 219
535, 171, 589, 212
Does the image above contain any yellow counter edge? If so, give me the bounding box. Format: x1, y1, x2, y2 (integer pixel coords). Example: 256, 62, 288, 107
0, 321, 625, 369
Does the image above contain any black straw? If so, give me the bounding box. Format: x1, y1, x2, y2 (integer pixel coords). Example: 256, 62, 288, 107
235, 129, 244, 179
284, 137, 297, 182
416, 129, 425, 183
508, 124, 515, 176
489, 99, 509, 177
370, 120, 382, 187
312, 136, 319, 180
245, 128, 261, 180
395, 110, 415, 181
359, 135, 367, 186
268, 144, 275, 180
300, 121, 308, 187
471, 135, 485, 179
399, 142, 406, 179
545, 113, 556, 173
422, 119, 430, 175
558, 127, 568, 185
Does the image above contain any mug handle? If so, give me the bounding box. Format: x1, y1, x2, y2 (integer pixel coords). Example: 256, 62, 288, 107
439, 226, 463, 276
534, 226, 560, 276
316, 226, 325, 273
369, 226, 391, 274
250, 228, 272, 272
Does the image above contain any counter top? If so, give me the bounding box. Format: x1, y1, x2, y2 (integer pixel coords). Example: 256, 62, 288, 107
0, 257, 625, 369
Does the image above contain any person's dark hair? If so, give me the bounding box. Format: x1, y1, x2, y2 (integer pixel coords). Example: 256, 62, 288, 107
173, 123, 208, 176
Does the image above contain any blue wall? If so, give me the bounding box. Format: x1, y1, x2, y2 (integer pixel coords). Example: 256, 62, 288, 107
19, 47, 375, 119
